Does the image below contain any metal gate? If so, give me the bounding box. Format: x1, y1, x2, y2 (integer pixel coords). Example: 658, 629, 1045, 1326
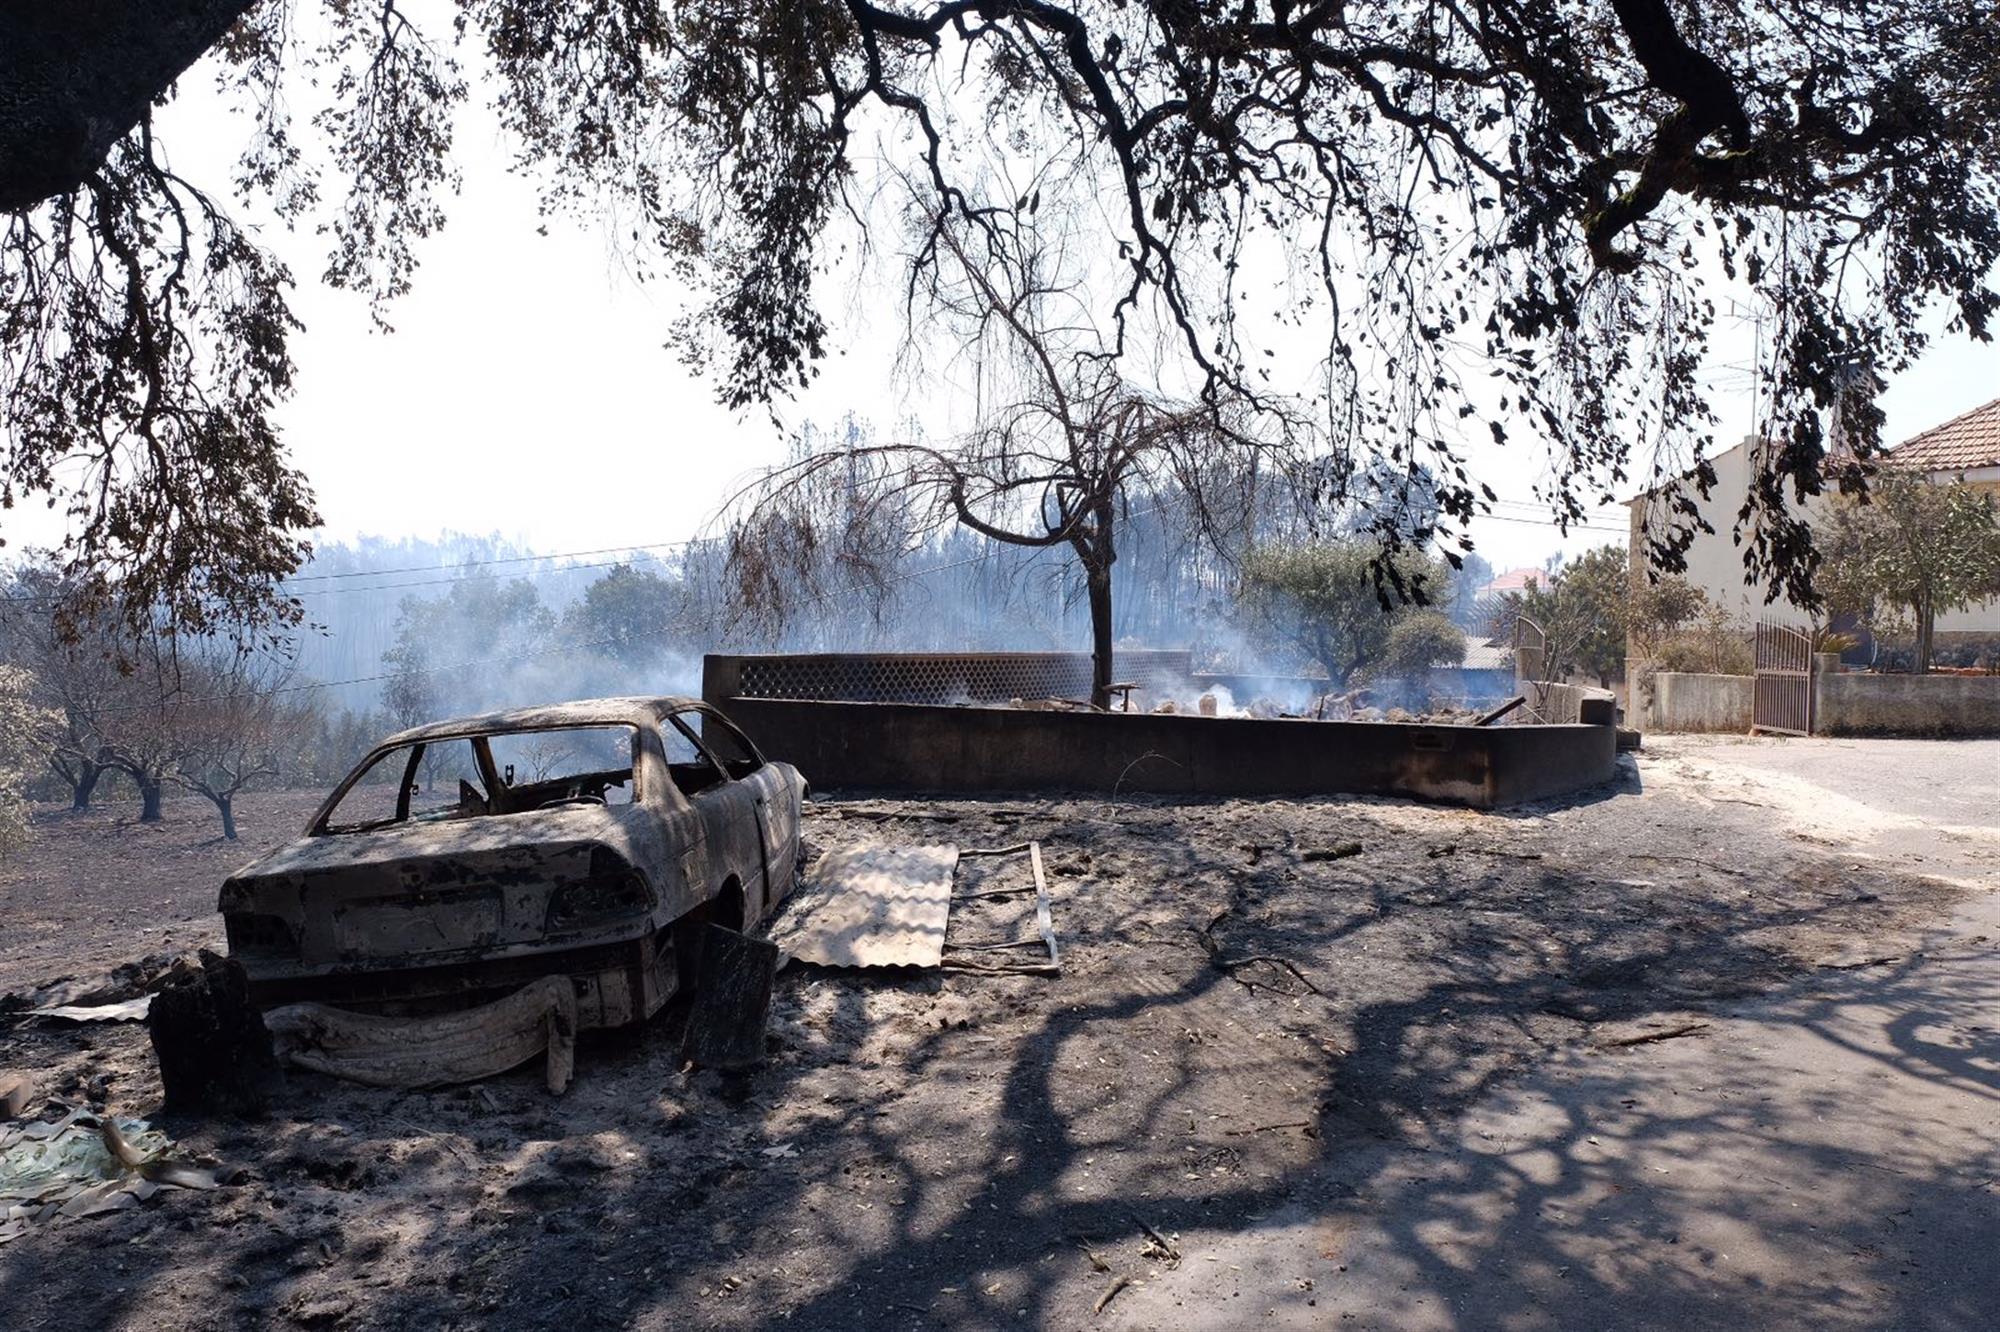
1753, 620, 1814, 735
1513, 612, 1547, 683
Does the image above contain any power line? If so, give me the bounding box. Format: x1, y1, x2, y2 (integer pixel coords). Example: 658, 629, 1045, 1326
1472, 510, 1629, 536
276, 538, 699, 587
285, 551, 683, 601
1, 538, 702, 606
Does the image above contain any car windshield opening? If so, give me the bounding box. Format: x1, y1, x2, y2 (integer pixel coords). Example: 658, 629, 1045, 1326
484, 726, 638, 812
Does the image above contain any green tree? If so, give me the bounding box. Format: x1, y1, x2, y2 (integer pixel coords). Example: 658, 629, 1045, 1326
7, 2, 1997, 633
1623, 573, 1707, 663
1817, 477, 2000, 674
1238, 543, 1449, 687
383, 573, 555, 726
1655, 602, 1755, 676
0, 665, 60, 852
563, 565, 678, 667
1381, 611, 1469, 682
1508, 545, 1630, 686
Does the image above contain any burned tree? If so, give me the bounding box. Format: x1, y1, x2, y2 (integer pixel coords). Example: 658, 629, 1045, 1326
726, 214, 1301, 710
172, 648, 306, 840
94, 637, 196, 825
4, 1, 1998, 630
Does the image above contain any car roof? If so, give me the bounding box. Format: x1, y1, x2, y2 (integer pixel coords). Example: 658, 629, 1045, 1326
382, 695, 706, 747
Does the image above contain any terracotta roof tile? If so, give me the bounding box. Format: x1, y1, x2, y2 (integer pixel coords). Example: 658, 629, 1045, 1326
1478, 567, 1546, 595
1884, 397, 2000, 473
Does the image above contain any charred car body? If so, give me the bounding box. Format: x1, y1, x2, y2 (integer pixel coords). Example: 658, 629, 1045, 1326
220, 697, 804, 1028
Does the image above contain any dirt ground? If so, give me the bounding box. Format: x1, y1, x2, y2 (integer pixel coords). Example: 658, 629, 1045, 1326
0, 742, 1980, 1329
0, 790, 325, 995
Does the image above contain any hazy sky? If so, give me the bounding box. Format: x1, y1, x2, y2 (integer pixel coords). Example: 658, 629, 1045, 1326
11, 49, 1998, 581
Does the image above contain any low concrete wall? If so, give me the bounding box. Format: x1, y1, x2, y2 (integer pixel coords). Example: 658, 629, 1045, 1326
1523, 680, 1618, 726
1819, 673, 2000, 737
714, 697, 1620, 809
1638, 669, 2000, 735
1647, 673, 1755, 733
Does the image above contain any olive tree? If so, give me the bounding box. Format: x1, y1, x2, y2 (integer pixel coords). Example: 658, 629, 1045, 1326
1381, 612, 1469, 683
1237, 541, 1451, 687
172, 646, 309, 839
0, 665, 59, 851
5, 1, 1997, 635
1817, 476, 2000, 674
1504, 545, 1630, 686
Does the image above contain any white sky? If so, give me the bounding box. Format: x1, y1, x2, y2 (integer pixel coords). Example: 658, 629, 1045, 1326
9, 50, 1997, 582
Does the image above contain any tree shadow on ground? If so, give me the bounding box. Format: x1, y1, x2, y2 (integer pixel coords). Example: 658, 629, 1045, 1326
0, 784, 1977, 1330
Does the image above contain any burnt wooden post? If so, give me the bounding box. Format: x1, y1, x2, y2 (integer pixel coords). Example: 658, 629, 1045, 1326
148, 950, 276, 1115
679, 925, 778, 1072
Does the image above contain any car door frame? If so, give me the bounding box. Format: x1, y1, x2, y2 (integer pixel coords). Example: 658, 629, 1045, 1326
701, 704, 796, 916
661, 708, 770, 926
667, 705, 793, 924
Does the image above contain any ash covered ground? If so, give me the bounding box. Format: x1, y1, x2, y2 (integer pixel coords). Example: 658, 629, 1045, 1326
0, 744, 1966, 1329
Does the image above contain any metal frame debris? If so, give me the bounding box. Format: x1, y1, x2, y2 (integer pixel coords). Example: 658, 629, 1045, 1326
941, 842, 1061, 977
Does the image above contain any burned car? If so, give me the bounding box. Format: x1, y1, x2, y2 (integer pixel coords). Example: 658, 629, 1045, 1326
219, 697, 804, 1028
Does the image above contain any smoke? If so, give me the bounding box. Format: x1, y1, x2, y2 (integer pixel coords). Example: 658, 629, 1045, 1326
283, 504, 1509, 742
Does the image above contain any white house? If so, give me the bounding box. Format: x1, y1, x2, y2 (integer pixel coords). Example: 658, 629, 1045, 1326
1626, 397, 2000, 637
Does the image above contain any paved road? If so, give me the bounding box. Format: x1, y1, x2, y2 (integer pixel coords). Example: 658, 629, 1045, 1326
1114, 737, 2000, 1331
1643, 734, 2000, 888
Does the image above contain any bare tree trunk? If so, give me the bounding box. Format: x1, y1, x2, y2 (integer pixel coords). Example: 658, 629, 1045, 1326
62, 757, 104, 811
74, 763, 101, 811
1084, 507, 1118, 711
1915, 597, 1934, 675
1086, 561, 1115, 711
217, 793, 237, 841
137, 773, 164, 823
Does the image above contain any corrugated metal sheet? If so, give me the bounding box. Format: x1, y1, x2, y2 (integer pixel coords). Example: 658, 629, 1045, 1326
767, 844, 960, 968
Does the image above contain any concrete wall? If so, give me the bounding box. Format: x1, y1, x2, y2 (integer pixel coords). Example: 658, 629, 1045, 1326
1638, 669, 2000, 736
714, 696, 1620, 809
1645, 673, 1756, 733
1819, 673, 2000, 737
1523, 680, 1617, 726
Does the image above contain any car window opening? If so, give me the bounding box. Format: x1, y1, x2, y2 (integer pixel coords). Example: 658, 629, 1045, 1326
320, 724, 638, 833
694, 710, 766, 780
660, 714, 728, 798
